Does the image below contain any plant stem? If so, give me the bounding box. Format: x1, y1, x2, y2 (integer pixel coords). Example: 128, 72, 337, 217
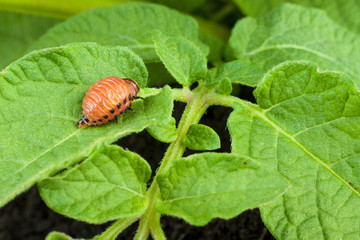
94, 217, 138, 240
100, 88, 241, 240
0, 0, 144, 19
212, 2, 237, 22
171, 88, 191, 103
159, 86, 212, 173
134, 86, 212, 240
207, 92, 251, 108
150, 212, 166, 240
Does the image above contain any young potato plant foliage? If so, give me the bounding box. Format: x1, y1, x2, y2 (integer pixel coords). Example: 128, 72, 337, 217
1, 2, 360, 240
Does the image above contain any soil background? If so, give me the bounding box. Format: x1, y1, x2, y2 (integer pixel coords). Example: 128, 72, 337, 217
0, 86, 276, 240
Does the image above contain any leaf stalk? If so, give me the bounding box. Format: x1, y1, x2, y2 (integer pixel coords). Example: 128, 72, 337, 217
135, 85, 212, 239
94, 217, 138, 240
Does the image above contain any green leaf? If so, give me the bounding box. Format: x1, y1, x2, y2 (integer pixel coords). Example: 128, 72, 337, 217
0, 42, 173, 207
196, 16, 230, 43
156, 152, 289, 226
206, 60, 264, 87
38, 145, 151, 223
146, 62, 176, 87
233, 0, 281, 17
46, 232, 79, 240
216, 77, 232, 95
228, 4, 360, 86
137, 88, 162, 98
0, 11, 60, 68
228, 61, 360, 239
153, 31, 207, 87
234, 0, 360, 35
198, 30, 225, 65
147, 117, 178, 143
29, 2, 207, 63
183, 124, 220, 150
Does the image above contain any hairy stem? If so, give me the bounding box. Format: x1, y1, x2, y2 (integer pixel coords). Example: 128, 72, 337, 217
150, 212, 166, 240
100, 87, 240, 240
207, 92, 252, 108
134, 85, 212, 240
94, 217, 138, 240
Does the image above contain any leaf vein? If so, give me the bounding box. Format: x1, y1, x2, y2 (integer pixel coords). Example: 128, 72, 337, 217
243, 44, 357, 78
61, 178, 145, 198
241, 101, 360, 198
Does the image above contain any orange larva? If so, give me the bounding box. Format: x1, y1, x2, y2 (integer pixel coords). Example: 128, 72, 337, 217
77, 76, 141, 128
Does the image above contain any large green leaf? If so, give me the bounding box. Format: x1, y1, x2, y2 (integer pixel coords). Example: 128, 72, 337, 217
234, 0, 360, 35
156, 152, 289, 226
28, 2, 207, 63
38, 145, 151, 223
228, 4, 360, 87
228, 61, 360, 239
0, 11, 60, 69
0, 42, 173, 207
153, 31, 207, 87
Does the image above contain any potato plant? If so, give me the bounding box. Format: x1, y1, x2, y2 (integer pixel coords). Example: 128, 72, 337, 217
1, 1, 360, 239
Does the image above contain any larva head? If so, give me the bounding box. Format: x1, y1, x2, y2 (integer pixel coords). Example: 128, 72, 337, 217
77, 115, 89, 128
123, 78, 140, 95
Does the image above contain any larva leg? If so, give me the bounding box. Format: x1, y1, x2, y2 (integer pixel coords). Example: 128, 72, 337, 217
127, 107, 135, 113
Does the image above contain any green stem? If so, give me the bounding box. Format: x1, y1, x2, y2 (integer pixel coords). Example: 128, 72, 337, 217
0, 0, 145, 19
207, 92, 247, 108
94, 217, 137, 240
134, 86, 212, 240
212, 2, 237, 21
99, 89, 240, 240
150, 212, 166, 240
171, 88, 191, 103
141, 88, 190, 103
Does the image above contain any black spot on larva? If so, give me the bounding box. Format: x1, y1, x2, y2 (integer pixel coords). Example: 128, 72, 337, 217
110, 108, 115, 114
117, 103, 121, 109
120, 110, 124, 114
128, 94, 132, 101
98, 119, 103, 122
104, 115, 108, 119
84, 117, 89, 123
123, 98, 127, 104
92, 121, 96, 123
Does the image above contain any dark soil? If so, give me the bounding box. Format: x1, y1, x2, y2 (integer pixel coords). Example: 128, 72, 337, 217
0, 185, 274, 240
0, 87, 276, 240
